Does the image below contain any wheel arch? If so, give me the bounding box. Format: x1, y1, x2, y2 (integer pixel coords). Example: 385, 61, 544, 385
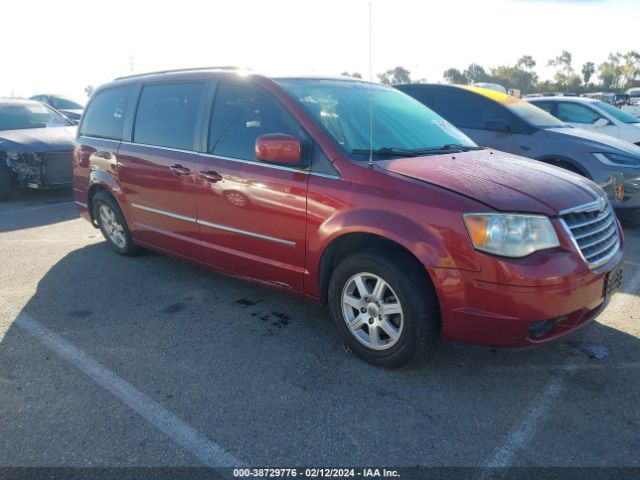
317, 231, 435, 305
87, 170, 129, 226
535, 155, 591, 179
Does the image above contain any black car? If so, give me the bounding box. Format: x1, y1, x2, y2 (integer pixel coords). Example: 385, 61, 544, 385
29, 94, 84, 123
0, 99, 75, 200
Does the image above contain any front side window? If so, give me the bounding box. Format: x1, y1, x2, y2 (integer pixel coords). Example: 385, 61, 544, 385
51, 96, 83, 110
133, 82, 206, 150
556, 102, 601, 124
0, 102, 72, 131
80, 85, 133, 140
208, 84, 299, 161
277, 79, 475, 159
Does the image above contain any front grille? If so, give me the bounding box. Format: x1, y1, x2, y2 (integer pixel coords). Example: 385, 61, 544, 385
560, 200, 620, 268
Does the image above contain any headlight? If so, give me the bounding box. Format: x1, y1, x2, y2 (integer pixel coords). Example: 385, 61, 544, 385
463, 213, 560, 258
593, 152, 640, 167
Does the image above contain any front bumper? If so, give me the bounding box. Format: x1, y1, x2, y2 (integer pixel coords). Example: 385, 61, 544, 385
5, 151, 72, 188
431, 240, 624, 348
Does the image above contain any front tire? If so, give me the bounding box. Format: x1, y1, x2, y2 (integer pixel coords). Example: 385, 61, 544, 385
328, 250, 440, 367
92, 191, 139, 256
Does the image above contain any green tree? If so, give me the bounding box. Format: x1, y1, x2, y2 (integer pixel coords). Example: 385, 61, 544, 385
463, 63, 490, 84
378, 66, 412, 85
598, 52, 623, 90
517, 55, 536, 70
84, 85, 94, 97
341, 72, 363, 79
621, 51, 640, 88
548, 50, 574, 87
581, 62, 595, 85
443, 68, 466, 84
491, 64, 538, 92
565, 74, 583, 92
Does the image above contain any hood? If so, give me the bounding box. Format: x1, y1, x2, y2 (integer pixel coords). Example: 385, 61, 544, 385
545, 126, 640, 155
376, 149, 600, 216
0, 126, 76, 153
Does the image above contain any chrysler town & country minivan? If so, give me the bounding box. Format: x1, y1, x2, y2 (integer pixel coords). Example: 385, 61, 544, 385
73, 68, 624, 367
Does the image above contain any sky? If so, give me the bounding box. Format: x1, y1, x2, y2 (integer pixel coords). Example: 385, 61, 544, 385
2, 0, 639, 102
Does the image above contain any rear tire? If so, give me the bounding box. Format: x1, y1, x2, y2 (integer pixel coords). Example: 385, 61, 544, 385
328, 249, 440, 368
92, 191, 139, 256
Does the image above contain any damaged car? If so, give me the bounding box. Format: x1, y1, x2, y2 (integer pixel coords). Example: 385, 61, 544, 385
0, 99, 75, 200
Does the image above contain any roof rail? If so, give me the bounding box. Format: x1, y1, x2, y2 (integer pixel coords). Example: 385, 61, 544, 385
114, 66, 251, 81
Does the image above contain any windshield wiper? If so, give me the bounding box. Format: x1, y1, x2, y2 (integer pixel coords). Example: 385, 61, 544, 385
416, 144, 484, 154
352, 144, 483, 159
351, 147, 419, 157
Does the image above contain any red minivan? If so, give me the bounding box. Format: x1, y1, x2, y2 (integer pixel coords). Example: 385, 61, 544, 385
73, 68, 624, 367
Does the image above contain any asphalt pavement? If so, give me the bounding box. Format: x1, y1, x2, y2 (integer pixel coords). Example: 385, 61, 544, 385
1, 188, 639, 477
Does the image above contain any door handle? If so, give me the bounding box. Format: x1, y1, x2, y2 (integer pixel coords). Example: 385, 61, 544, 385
90, 150, 116, 161
169, 164, 191, 176
198, 170, 223, 183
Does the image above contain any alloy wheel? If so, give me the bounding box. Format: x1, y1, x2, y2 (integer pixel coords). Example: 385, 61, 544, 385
341, 272, 404, 350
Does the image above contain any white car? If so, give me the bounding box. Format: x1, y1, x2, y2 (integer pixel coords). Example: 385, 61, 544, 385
622, 88, 640, 118
528, 96, 640, 145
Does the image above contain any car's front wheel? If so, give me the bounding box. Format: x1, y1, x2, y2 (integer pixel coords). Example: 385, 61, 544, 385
328, 250, 440, 367
92, 191, 138, 256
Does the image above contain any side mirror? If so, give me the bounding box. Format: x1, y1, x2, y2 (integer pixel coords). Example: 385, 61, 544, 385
484, 119, 512, 133
255, 133, 301, 164
593, 118, 609, 128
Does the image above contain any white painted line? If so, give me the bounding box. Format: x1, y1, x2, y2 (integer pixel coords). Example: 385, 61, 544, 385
480, 361, 577, 477
625, 260, 640, 268
481, 264, 640, 475
14, 311, 244, 469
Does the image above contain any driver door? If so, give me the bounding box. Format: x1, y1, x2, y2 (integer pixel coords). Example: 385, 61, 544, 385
195, 83, 309, 290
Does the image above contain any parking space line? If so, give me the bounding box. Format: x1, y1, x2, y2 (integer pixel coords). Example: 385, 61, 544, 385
13, 310, 245, 469
481, 265, 640, 474
480, 360, 578, 477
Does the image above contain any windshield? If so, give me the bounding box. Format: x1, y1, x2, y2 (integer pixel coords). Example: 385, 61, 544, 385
276, 79, 477, 159
507, 101, 568, 129
595, 101, 639, 124
51, 96, 83, 110
0, 102, 73, 131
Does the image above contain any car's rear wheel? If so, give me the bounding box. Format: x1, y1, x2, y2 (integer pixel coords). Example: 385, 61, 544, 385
92, 191, 138, 256
328, 250, 440, 367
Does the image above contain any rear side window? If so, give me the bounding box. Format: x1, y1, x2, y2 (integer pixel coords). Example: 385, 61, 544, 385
80, 85, 132, 140
531, 101, 554, 114
430, 90, 504, 130
133, 82, 206, 150
208, 84, 299, 161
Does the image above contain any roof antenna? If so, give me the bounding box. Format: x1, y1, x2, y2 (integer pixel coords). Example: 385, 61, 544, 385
368, 1, 374, 169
